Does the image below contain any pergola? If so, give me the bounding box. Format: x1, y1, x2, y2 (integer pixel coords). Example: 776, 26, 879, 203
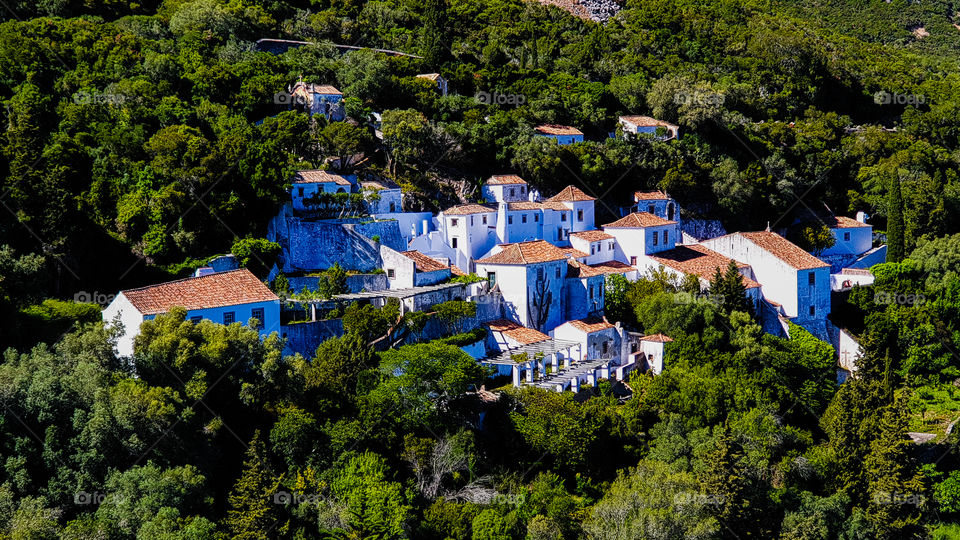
480, 338, 584, 388
331, 282, 469, 314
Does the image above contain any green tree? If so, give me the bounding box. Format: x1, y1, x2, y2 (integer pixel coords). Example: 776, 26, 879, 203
224, 431, 285, 540
886, 174, 905, 262
231, 237, 281, 278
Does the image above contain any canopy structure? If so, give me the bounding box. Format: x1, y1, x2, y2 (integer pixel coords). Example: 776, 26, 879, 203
332, 281, 468, 301
480, 338, 581, 365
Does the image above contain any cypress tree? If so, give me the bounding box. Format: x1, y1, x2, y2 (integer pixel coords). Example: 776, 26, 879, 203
886, 174, 905, 262
224, 431, 286, 540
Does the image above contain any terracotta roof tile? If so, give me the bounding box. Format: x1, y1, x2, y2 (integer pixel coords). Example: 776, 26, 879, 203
292, 170, 353, 185
567, 316, 615, 333
293, 82, 341, 95
402, 251, 449, 273
443, 203, 497, 215
534, 124, 583, 136
640, 333, 674, 343
486, 319, 550, 345
477, 240, 570, 265
634, 190, 670, 201
506, 202, 544, 211
546, 185, 596, 202
604, 212, 676, 228
739, 231, 830, 270
559, 247, 589, 258
122, 269, 278, 315
416, 73, 443, 81
451, 265, 466, 276
570, 230, 614, 242
619, 116, 678, 129
486, 174, 527, 185
567, 260, 634, 278
648, 245, 761, 289
824, 215, 869, 229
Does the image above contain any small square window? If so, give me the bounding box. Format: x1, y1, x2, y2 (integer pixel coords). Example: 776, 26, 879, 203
298, 187, 304, 197
630, 256, 637, 265
487, 272, 497, 287
223, 311, 235, 324
809, 305, 815, 316
534, 214, 539, 223
483, 215, 488, 225
808, 272, 815, 285
387, 268, 395, 278
451, 218, 458, 227
577, 209, 584, 222
608, 242, 614, 250
843, 232, 850, 241
251, 308, 264, 328
648, 205, 655, 213
663, 230, 668, 244
653, 233, 659, 246
561, 214, 567, 222
510, 188, 515, 197
190, 316, 203, 324
508, 216, 513, 225
522, 214, 527, 224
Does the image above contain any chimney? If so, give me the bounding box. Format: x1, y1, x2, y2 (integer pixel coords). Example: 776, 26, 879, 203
856, 211, 868, 223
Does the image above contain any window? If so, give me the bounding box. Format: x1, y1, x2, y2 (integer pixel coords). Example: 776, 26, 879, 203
508, 215, 513, 225
809, 305, 815, 316
609, 242, 614, 250
630, 256, 637, 265
387, 268, 395, 278
843, 232, 850, 241
653, 232, 659, 246
190, 316, 202, 324
555, 266, 561, 278
482, 215, 488, 225
451, 218, 458, 227
557, 227, 563, 240
602, 341, 609, 355
389, 202, 396, 212
577, 209, 584, 222
298, 187, 304, 197
452, 237, 458, 249
589, 285, 594, 300
808, 272, 815, 285
522, 214, 527, 224
487, 271, 496, 287
561, 213, 567, 222
509, 188, 515, 197
251, 308, 264, 328
537, 267, 544, 281
648, 204, 655, 213
534, 214, 539, 223
223, 311, 235, 324
662, 230, 668, 244
470, 216, 474, 226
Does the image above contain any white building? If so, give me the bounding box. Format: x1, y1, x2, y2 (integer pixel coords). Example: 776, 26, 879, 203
619, 116, 680, 140
102, 269, 281, 357
702, 231, 831, 322
475, 240, 570, 332
633, 190, 679, 221
289, 82, 345, 122
546, 185, 596, 233
534, 124, 584, 145
380, 248, 453, 289
552, 317, 620, 361
564, 259, 636, 320
637, 333, 673, 375
603, 212, 679, 266
482, 175, 529, 203
569, 230, 616, 265
290, 170, 357, 211
416, 73, 449, 96
438, 203, 498, 271
361, 179, 402, 214
819, 214, 873, 258
643, 244, 762, 303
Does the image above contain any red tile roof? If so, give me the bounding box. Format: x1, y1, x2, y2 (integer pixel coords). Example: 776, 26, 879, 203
486, 174, 526, 185
534, 124, 583, 136
567, 316, 615, 333
604, 212, 676, 228
640, 333, 674, 343
477, 240, 570, 265
507, 202, 544, 211
825, 215, 869, 229
122, 269, 278, 315
648, 245, 761, 289
619, 116, 678, 129
567, 260, 634, 278
443, 203, 497, 215
739, 231, 830, 270
570, 230, 614, 242
293, 82, 341, 95
292, 170, 353, 185
402, 251, 449, 273
559, 247, 589, 259
546, 185, 596, 202
634, 190, 670, 201
486, 319, 550, 345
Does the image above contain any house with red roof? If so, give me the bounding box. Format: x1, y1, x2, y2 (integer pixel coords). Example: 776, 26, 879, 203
552, 316, 622, 362
102, 269, 280, 357
618, 115, 680, 141
546, 185, 596, 233
702, 231, 831, 323
288, 81, 345, 121
482, 174, 529, 203
603, 212, 679, 266
290, 170, 358, 211
534, 124, 584, 145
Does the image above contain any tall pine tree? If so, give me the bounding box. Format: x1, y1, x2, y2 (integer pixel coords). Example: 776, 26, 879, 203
886, 174, 905, 262
224, 431, 286, 540
419, 0, 447, 67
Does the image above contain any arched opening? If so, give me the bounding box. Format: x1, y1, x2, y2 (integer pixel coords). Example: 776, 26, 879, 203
336, 187, 346, 193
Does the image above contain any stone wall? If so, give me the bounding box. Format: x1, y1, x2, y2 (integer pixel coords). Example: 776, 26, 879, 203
281, 319, 345, 357
288, 273, 388, 293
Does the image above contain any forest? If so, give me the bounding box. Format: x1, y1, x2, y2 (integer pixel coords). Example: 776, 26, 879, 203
3, 0, 960, 537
